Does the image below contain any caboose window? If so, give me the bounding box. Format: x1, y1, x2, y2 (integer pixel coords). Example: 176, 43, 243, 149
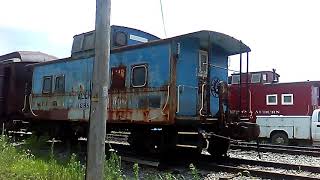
55, 75, 65, 93
232, 75, 240, 84
114, 31, 127, 47
262, 74, 268, 82
131, 65, 147, 87
42, 76, 52, 94
266, 94, 277, 105
281, 94, 293, 105
251, 73, 261, 83
198, 50, 208, 77
111, 66, 126, 89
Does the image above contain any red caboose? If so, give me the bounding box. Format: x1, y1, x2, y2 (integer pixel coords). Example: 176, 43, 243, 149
229, 70, 320, 122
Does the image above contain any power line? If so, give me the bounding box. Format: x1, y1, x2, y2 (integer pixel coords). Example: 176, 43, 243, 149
159, 0, 167, 37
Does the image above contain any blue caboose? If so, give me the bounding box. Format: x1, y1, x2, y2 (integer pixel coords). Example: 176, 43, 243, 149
27, 26, 259, 156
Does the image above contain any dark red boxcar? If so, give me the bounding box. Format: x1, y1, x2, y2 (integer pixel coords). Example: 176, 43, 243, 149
229, 70, 320, 122
0, 51, 56, 124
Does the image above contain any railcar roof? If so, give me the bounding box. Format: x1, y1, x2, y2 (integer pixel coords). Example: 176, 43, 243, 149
0, 51, 57, 63
73, 25, 160, 40
30, 30, 250, 67
112, 30, 251, 55
263, 81, 320, 86
231, 71, 280, 77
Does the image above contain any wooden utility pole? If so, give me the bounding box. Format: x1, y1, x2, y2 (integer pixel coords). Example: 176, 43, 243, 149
86, 0, 111, 179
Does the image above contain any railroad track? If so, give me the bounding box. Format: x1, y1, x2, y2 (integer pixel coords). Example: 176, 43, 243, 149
119, 150, 320, 179
231, 142, 320, 157
198, 155, 320, 179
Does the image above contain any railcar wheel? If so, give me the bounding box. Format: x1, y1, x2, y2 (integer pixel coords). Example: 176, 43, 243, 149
271, 132, 289, 145
207, 137, 230, 158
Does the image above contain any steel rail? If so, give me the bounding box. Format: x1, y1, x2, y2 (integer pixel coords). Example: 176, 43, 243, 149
198, 155, 320, 179
198, 163, 320, 180
226, 157, 320, 174
236, 142, 320, 151
230, 144, 320, 157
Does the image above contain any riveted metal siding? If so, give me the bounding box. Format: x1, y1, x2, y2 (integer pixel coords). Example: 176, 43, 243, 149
108, 43, 171, 123
209, 47, 228, 116
31, 57, 93, 121
176, 38, 200, 116
31, 43, 171, 123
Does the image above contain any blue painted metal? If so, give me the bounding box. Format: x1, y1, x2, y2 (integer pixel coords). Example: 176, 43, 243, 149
111, 25, 160, 46
209, 48, 228, 116
71, 25, 160, 56
176, 38, 200, 116
31, 28, 250, 123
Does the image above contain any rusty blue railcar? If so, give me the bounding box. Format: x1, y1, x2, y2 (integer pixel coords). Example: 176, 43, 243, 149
27, 26, 259, 156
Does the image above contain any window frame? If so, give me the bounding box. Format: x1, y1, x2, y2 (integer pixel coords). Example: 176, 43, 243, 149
251, 73, 262, 83
54, 75, 65, 93
262, 74, 268, 82
42, 76, 53, 94
111, 66, 126, 89
266, 94, 278, 105
231, 75, 240, 84
198, 50, 208, 77
131, 64, 148, 88
113, 31, 128, 47
281, 93, 294, 105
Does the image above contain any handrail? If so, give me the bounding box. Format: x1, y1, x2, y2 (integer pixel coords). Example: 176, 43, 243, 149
161, 85, 170, 115
199, 83, 206, 116
176, 85, 182, 113
176, 85, 198, 114
29, 94, 38, 117
21, 95, 27, 112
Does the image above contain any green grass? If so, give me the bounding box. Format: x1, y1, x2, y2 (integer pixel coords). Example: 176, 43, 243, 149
0, 135, 202, 180
0, 135, 86, 179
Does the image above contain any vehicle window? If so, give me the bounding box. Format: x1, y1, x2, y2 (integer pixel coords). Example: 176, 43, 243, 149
111, 66, 126, 89
266, 94, 277, 105
318, 112, 320, 122
55, 75, 65, 93
114, 31, 127, 47
281, 94, 293, 105
42, 76, 52, 94
198, 50, 208, 77
251, 73, 261, 83
262, 74, 268, 82
231, 75, 240, 84
132, 65, 147, 87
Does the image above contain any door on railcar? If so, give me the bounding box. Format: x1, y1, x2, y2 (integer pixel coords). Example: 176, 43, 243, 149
0, 66, 10, 119
175, 40, 202, 117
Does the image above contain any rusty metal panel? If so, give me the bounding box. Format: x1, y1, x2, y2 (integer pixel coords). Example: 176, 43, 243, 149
32, 42, 172, 124
31, 57, 93, 121
108, 87, 169, 123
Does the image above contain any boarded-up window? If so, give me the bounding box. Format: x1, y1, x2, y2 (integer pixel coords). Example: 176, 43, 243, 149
111, 67, 126, 89
55, 75, 65, 93
42, 76, 52, 94
132, 65, 147, 87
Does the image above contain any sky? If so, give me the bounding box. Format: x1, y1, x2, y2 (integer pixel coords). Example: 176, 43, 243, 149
0, 0, 319, 82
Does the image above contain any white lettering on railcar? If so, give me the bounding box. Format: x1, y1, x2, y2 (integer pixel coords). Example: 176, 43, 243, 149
129, 34, 148, 43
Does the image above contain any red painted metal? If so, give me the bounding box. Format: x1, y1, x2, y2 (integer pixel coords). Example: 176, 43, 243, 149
229, 71, 320, 122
